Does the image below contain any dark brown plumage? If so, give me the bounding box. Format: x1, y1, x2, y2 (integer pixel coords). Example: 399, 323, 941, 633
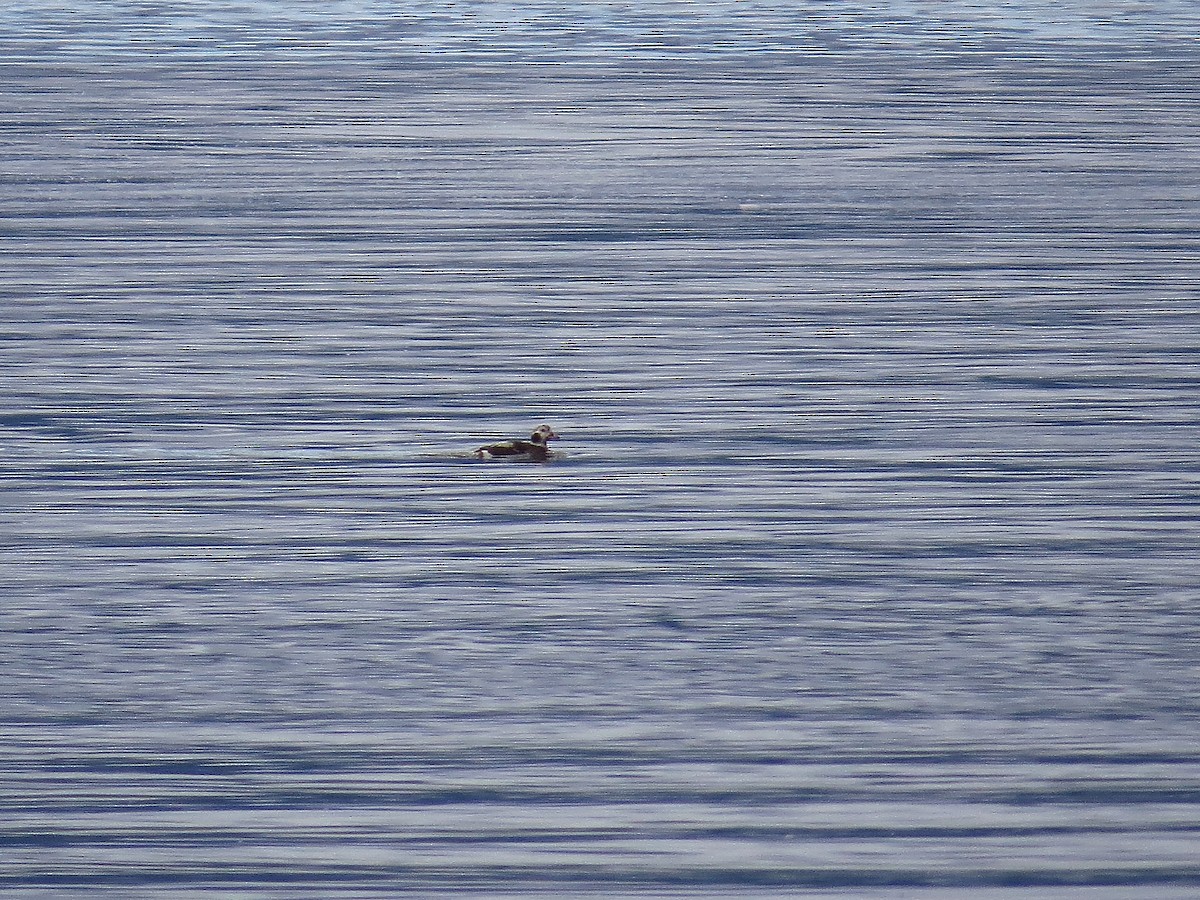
475, 425, 560, 462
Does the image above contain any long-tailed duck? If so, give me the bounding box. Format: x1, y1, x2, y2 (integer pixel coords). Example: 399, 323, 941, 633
475, 425, 559, 462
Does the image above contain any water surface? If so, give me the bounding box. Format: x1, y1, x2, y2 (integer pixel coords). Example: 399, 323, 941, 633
2, 2, 1199, 896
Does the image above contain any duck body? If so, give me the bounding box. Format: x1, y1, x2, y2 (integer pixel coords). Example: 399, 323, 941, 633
476, 425, 559, 462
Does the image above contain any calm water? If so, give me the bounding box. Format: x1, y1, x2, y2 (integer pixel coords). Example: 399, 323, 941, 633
2, 2, 1200, 897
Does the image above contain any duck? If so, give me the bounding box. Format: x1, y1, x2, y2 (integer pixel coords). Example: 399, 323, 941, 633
475, 425, 559, 462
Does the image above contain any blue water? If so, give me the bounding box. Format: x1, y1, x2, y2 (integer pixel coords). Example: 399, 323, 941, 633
2, 2, 1200, 896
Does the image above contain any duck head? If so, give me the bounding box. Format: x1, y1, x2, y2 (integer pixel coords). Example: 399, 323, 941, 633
530, 425, 559, 445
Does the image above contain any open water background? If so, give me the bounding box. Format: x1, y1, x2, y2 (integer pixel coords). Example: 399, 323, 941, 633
2, 2, 1199, 896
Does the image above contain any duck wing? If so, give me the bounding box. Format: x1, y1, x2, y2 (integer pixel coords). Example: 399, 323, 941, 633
477, 439, 534, 457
